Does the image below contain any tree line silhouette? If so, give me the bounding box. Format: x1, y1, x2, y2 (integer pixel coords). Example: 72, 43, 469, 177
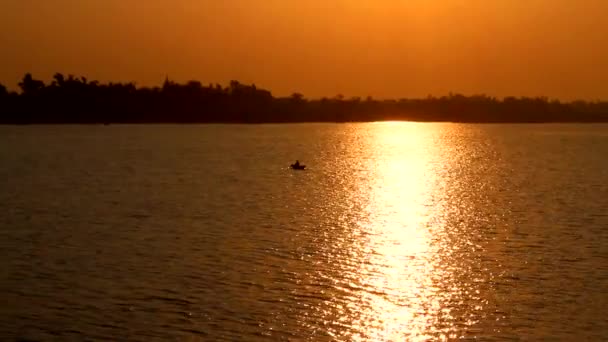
1, 73, 607, 123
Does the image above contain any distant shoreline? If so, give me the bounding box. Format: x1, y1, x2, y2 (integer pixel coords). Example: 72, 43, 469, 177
2, 73, 607, 124
3, 120, 608, 125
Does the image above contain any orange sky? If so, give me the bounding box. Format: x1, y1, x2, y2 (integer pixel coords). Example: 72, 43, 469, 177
1, 0, 607, 100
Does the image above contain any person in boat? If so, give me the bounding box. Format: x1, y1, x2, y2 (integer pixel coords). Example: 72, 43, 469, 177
294, 160, 301, 167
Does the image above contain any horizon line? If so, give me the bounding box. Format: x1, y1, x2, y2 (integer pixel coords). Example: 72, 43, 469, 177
2, 72, 607, 103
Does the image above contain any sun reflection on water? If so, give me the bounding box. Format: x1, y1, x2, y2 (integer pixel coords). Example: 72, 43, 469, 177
344, 122, 459, 341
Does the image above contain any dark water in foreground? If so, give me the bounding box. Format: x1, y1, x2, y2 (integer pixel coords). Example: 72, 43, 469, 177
1, 123, 607, 341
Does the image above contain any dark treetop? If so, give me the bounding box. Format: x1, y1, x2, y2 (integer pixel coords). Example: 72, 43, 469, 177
1, 73, 607, 124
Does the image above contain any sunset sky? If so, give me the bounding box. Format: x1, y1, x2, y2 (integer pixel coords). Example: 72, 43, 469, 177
1, 0, 607, 100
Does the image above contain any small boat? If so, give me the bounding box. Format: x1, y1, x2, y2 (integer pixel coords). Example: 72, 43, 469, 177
291, 164, 306, 170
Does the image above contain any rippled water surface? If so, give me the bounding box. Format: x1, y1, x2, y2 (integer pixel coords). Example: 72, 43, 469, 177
1, 123, 608, 341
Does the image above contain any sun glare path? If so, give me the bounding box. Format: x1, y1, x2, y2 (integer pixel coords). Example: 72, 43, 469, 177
346, 122, 456, 340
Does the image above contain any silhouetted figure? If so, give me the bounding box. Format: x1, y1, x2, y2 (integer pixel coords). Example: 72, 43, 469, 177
291, 160, 306, 170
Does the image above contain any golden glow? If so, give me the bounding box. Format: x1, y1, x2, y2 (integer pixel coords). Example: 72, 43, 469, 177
1, 1, 608, 99
327, 122, 464, 340
352, 123, 439, 340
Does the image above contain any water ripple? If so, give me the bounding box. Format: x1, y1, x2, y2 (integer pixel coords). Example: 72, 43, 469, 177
0, 124, 607, 340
